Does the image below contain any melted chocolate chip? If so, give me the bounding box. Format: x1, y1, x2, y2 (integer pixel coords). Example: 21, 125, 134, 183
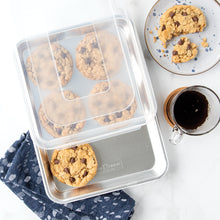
127, 106, 131, 111
71, 146, 78, 150
187, 44, 191, 50
172, 50, 178, 55
71, 124, 76, 130
104, 116, 111, 122
178, 39, 184, 45
61, 51, 67, 58
169, 11, 175, 18
80, 158, 87, 165
182, 12, 187, 16
64, 167, 70, 174
48, 122, 53, 127
82, 171, 88, 177
91, 42, 98, 48
174, 21, 180, 27
80, 47, 86, 54
192, 16, 198, 22
85, 57, 92, 65
69, 177, 75, 183
56, 128, 62, 135
70, 157, 75, 164
161, 25, 166, 31
115, 112, 122, 118
54, 159, 60, 164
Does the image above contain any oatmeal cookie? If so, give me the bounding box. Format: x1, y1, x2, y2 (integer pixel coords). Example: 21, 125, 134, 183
89, 80, 137, 125
50, 144, 97, 187
26, 43, 73, 90
172, 37, 198, 63
39, 91, 85, 137
76, 31, 122, 80
158, 5, 206, 45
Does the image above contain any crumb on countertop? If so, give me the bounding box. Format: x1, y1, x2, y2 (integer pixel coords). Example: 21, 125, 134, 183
201, 37, 208, 47
155, 27, 158, 30
149, 31, 153, 34
153, 36, 157, 43
161, 49, 165, 53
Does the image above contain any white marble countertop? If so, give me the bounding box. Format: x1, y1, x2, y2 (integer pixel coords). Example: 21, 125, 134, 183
0, 0, 220, 219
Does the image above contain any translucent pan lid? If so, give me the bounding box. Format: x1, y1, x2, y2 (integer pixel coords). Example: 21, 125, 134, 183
13, 0, 157, 149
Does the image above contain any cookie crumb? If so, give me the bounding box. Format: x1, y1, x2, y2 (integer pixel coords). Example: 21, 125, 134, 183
163, 44, 167, 49
161, 49, 165, 53
201, 37, 208, 47
155, 27, 158, 30
153, 36, 157, 43
149, 31, 153, 34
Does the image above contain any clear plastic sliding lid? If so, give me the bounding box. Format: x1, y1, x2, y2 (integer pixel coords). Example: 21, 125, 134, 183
12, 0, 156, 148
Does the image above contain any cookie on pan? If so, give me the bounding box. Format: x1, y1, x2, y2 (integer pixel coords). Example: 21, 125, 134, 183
26, 43, 73, 90
76, 31, 123, 80
172, 37, 198, 63
158, 5, 206, 46
50, 144, 98, 187
89, 80, 137, 125
39, 90, 85, 137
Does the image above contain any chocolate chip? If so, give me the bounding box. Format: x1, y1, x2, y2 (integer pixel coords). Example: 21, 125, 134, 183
54, 159, 60, 164
91, 42, 98, 48
172, 50, 178, 55
80, 47, 86, 54
70, 157, 75, 163
104, 116, 111, 122
64, 167, 70, 174
61, 51, 67, 58
56, 128, 62, 135
127, 106, 131, 111
174, 21, 180, 27
71, 146, 78, 150
69, 177, 75, 183
161, 25, 166, 31
169, 11, 175, 18
187, 44, 191, 50
48, 122, 53, 127
82, 171, 88, 177
182, 12, 187, 16
115, 112, 122, 118
192, 16, 198, 22
71, 124, 76, 130
178, 39, 184, 45
85, 57, 92, 65
80, 158, 87, 165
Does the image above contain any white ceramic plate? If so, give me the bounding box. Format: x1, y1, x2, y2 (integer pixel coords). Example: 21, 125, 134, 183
144, 0, 220, 75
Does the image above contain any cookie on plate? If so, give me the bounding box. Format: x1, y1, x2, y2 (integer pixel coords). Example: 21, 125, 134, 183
172, 37, 198, 63
89, 80, 137, 125
50, 144, 98, 187
39, 91, 85, 137
26, 43, 73, 90
76, 31, 122, 80
158, 5, 206, 45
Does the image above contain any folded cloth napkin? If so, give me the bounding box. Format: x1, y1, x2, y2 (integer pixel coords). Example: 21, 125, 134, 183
0, 132, 135, 220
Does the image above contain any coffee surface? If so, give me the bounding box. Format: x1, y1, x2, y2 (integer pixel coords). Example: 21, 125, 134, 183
174, 90, 208, 130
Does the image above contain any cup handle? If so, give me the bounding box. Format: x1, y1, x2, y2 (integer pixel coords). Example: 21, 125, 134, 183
169, 125, 183, 145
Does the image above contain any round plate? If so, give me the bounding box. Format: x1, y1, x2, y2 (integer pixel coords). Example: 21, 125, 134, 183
144, 0, 220, 75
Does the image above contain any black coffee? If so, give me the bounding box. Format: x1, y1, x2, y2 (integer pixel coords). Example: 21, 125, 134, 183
174, 90, 208, 130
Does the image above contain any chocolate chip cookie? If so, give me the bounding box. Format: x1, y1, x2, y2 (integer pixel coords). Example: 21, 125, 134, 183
89, 80, 137, 125
172, 37, 198, 63
158, 5, 206, 46
39, 91, 85, 137
50, 144, 98, 187
76, 31, 122, 80
26, 43, 73, 90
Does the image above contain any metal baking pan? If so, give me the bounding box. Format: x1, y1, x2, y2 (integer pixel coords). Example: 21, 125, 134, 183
16, 16, 167, 203
34, 118, 167, 203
